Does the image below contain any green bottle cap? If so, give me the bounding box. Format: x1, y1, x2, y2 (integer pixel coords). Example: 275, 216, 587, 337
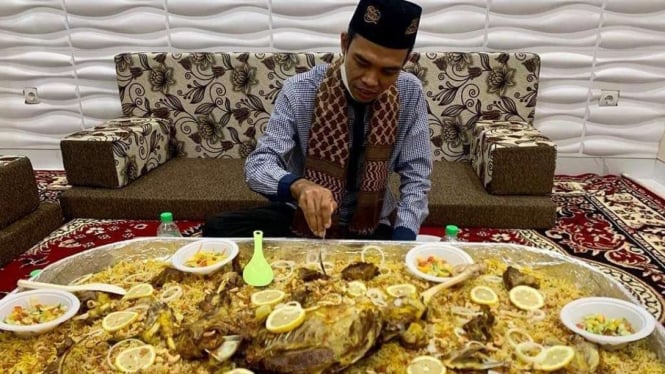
445, 225, 459, 238
160, 212, 174, 223
30, 269, 42, 278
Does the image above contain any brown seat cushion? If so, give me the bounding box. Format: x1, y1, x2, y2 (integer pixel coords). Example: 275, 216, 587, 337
425, 161, 556, 228
60, 158, 266, 220
0, 202, 63, 267
0, 156, 39, 229
62, 158, 556, 229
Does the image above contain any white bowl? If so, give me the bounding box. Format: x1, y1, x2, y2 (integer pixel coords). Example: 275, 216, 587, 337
0, 289, 80, 337
405, 243, 474, 283
560, 297, 656, 347
416, 234, 441, 242
171, 239, 239, 275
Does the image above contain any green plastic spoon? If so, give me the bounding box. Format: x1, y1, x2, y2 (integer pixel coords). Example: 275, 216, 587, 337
242, 230, 274, 287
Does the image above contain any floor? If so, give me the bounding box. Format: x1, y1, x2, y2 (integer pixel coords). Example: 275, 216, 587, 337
629, 175, 665, 201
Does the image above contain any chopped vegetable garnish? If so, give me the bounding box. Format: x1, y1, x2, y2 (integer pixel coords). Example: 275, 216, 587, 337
185, 249, 226, 268
416, 255, 453, 277
5, 302, 67, 325
576, 313, 634, 336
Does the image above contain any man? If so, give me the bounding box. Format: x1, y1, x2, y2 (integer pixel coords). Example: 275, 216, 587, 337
203, 0, 431, 240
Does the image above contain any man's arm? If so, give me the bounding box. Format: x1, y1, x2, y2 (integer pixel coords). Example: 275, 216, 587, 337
244, 78, 336, 236
392, 84, 432, 240
245, 81, 301, 203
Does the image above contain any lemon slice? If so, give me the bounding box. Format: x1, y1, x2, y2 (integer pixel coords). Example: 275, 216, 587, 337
534, 345, 575, 372
407, 355, 446, 374
224, 369, 254, 374
103, 311, 139, 332
387, 284, 417, 298
114, 345, 156, 372
266, 306, 306, 333
346, 281, 367, 297
255, 304, 272, 322
470, 286, 499, 305
509, 285, 544, 310
251, 289, 286, 306
123, 283, 154, 300
515, 341, 546, 364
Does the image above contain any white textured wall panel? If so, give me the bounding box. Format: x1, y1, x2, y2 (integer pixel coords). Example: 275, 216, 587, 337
65, 1, 169, 127
585, 122, 663, 140
0, 116, 81, 142
490, 0, 603, 14
0, 10, 69, 34
68, 12, 167, 34
272, 1, 353, 51
489, 1, 600, 160
416, 2, 487, 50
0, 0, 663, 172
587, 106, 665, 128
605, 0, 665, 15
583, 1, 665, 158
167, 0, 267, 16
271, 0, 356, 17
2, 0, 62, 15
583, 138, 659, 157
170, 30, 271, 51
168, 1, 270, 51
0, 2, 79, 150
63, 0, 164, 17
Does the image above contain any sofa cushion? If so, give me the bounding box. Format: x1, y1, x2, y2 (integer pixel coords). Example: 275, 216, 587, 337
60, 158, 266, 220
61, 158, 556, 229
61, 117, 171, 188
470, 120, 556, 195
0, 155, 39, 229
403, 52, 541, 161
115, 52, 540, 162
0, 202, 63, 267
425, 161, 556, 228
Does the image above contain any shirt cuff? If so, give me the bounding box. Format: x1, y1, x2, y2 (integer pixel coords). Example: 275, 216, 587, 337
392, 226, 417, 241
277, 173, 300, 203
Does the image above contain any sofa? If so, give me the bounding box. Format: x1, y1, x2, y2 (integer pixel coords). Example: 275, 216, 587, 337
59, 51, 556, 229
0, 155, 63, 266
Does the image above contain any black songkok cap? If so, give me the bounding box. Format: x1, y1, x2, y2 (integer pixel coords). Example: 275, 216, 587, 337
349, 0, 422, 49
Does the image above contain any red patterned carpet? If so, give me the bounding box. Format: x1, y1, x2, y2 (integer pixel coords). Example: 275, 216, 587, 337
4, 172, 665, 323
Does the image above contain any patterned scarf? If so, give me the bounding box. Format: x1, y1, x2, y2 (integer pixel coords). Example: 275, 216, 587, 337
292, 60, 399, 237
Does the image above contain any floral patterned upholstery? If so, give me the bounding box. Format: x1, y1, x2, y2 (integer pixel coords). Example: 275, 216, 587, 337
471, 120, 556, 195
115, 52, 540, 162
61, 118, 171, 188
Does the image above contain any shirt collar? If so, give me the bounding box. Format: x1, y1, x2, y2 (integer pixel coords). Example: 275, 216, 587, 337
340, 60, 362, 103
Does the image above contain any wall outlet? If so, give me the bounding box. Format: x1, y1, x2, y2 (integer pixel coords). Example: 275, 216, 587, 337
23, 87, 39, 104
599, 89, 619, 106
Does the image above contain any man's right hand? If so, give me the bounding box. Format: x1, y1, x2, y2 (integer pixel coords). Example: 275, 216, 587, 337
290, 179, 337, 237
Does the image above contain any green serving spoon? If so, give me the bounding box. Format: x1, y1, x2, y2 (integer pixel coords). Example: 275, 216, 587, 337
242, 230, 274, 287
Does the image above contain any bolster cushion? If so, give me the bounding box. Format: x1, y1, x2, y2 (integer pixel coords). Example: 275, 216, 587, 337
61, 117, 171, 188
471, 120, 556, 195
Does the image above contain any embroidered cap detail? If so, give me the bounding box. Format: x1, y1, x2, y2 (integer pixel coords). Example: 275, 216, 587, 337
364, 5, 381, 24
405, 18, 419, 35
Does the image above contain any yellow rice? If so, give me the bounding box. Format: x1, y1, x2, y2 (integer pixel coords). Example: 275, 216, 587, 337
0, 241, 663, 373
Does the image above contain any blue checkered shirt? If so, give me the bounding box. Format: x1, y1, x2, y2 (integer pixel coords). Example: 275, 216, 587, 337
245, 64, 432, 239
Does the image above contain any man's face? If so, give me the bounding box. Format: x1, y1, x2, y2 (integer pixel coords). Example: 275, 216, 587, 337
341, 33, 409, 103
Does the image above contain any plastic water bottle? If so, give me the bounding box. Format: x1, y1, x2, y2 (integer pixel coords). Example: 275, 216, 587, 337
443, 224, 460, 242
157, 212, 182, 237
